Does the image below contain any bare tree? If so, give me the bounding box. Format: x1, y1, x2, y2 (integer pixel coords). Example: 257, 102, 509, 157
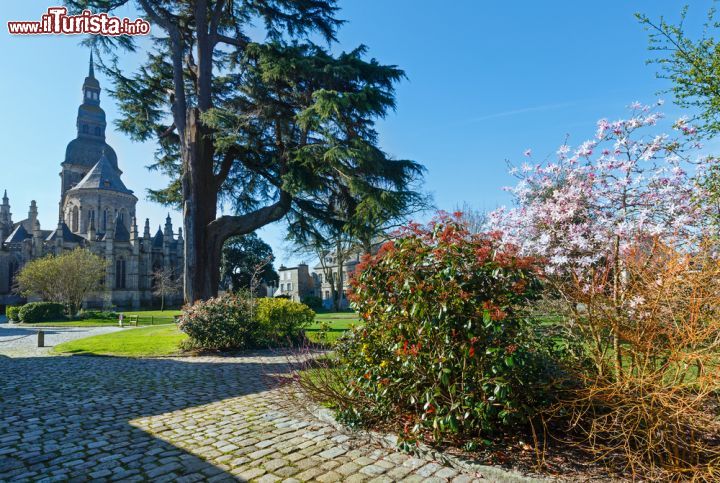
455, 202, 487, 234
152, 267, 182, 311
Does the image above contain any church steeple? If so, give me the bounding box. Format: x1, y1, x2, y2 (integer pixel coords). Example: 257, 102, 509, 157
72, 51, 107, 145
82, 51, 101, 108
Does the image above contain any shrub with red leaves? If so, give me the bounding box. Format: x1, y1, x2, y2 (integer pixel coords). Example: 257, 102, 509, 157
334, 214, 570, 440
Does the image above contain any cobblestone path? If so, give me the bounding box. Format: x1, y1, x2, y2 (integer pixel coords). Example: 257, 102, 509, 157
0, 354, 539, 482
0, 322, 122, 357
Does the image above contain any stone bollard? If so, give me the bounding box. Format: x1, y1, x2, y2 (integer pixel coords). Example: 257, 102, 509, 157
37, 330, 44, 348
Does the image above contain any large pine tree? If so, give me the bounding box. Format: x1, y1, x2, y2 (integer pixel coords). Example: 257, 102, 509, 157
66, 0, 424, 302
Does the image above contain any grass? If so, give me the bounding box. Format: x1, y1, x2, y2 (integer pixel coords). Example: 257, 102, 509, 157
306, 312, 360, 343
53, 324, 187, 357
16, 309, 182, 327
49, 311, 359, 356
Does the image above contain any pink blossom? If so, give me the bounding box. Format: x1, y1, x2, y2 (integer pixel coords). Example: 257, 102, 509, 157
492, 104, 711, 288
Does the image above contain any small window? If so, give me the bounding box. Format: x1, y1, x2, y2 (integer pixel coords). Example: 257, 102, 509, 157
94, 127, 101, 136
115, 259, 126, 289
287, 282, 292, 291
82, 125, 89, 134
280, 284, 284, 291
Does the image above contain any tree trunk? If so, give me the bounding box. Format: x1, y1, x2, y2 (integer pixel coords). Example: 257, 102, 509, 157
182, 109, 219, 303
335, 239, 345, 311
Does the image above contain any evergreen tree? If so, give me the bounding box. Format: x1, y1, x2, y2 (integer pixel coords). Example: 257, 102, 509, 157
66, 0, 424, 302
220, 233, 278, 293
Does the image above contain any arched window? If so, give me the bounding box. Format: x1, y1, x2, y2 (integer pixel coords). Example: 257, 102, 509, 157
115, 259, 126, 289
71, 206, 79, 233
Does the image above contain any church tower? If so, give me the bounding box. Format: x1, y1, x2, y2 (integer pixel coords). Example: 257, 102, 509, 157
59, 53, 120, 216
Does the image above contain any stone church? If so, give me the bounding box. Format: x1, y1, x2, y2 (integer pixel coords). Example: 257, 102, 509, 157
0, 55, 183, 312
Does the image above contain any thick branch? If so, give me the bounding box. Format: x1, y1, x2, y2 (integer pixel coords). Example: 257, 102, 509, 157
215, 151, 235, 189
159, 123, 176, 138
210, 0, 227, 36
207, 191, 292, 242
196, 0, 212, 111
215, 34, 249, 49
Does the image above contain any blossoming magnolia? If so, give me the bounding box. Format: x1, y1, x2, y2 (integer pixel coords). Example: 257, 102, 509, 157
491, 102, 712, 282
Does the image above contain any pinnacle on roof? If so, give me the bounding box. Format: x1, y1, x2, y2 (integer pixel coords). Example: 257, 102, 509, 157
83, 51, 100, 91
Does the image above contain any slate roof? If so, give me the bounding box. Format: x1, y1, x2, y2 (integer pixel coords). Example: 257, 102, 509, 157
46, 223, 84, 243
69, 152, 134, 195
5, 224, 31, 243
152, 228, 164, 248
114, 216, 131, 242
63, 138, 118, 170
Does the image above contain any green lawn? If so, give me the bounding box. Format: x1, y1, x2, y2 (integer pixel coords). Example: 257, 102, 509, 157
121, 310, 182, 319
306, 312, 360, 343
16, 309, 182, 327
50, 311, 358, 356
53, 324, 187, 357
309, 312, 359, 329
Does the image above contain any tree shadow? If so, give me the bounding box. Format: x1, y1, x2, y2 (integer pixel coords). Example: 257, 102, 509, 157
0, 353, 295, 481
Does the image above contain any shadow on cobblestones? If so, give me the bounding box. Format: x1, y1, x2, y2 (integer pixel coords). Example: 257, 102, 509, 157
0, 354, 291, 482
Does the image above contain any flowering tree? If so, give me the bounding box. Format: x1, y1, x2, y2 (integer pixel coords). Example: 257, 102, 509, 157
491, 102, 713, 377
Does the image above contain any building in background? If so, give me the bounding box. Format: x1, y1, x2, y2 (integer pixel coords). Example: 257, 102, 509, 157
276, 247, 375, 310
0, 55, 183, 312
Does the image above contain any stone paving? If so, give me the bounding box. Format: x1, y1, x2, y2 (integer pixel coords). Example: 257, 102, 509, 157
0, 322, 122, 357
0, 353, 542, 482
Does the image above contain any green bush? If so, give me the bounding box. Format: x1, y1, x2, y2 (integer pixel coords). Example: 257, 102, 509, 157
18, 302, 67, 323
301, 295, 323, 311
78, 310, 118, 320
6, 305, 22, 322
256, 298, 315, 345
334, 216, 569, 440
177, 294, 258, 350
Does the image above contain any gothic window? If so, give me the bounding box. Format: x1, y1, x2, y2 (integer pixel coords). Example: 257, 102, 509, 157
71, 206, 79, 233
8, 262, 17, 289
115, 259, 126, 289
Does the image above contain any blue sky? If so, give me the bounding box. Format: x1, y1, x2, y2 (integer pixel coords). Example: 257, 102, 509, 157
0, 1, 713, 266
